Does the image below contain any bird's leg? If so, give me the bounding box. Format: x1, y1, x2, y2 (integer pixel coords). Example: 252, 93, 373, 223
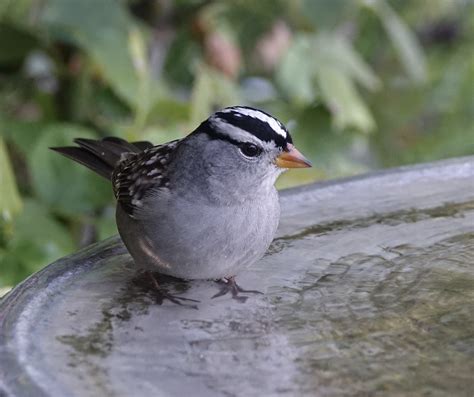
145, 271, 199, 308
212, 276, 263, 302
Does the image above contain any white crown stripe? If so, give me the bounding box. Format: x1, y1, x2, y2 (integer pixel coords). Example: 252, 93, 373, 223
220, 107, 287, 138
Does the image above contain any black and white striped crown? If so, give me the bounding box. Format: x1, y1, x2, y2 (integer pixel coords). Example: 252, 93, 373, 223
202, 106, 293, 149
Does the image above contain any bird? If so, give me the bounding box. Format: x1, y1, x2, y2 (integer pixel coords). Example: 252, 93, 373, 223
52, 106, 311, 302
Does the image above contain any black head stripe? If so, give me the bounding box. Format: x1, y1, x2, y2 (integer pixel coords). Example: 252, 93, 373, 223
214, 108, 292, 148
197, 121, 242, 147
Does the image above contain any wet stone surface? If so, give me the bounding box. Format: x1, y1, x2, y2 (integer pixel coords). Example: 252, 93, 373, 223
1, 157, 473, 397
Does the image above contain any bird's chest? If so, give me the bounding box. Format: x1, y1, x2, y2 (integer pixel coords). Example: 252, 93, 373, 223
137, 190, 280, 277
166, 193, 279, 255
117, 187, 280, 279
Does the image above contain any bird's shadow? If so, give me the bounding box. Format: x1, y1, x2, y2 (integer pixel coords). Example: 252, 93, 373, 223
129, 271, 263, 309
131, 272, 199, 309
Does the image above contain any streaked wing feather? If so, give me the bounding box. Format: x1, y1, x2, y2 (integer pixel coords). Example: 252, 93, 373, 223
112, 139, 181, 216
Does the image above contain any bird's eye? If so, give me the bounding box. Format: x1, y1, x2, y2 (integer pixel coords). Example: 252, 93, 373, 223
239, 143, 262, 158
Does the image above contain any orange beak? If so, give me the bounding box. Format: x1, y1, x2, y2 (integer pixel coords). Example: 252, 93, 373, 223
275, 144, 312, 169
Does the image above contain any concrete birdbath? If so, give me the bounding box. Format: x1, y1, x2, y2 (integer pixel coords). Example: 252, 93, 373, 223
1, 157, 473, 396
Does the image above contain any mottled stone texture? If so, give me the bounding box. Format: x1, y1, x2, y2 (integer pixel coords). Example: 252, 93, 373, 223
1, 157, 473, 397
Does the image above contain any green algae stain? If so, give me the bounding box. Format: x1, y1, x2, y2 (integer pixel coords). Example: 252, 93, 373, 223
278, 200, 474, 243
56, 272, 194, 359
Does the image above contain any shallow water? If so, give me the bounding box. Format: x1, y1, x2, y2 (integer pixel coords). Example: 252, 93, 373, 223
1, 157, 473, 396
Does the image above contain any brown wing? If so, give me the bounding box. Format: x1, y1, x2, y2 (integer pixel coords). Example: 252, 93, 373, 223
112, 139, 181, 216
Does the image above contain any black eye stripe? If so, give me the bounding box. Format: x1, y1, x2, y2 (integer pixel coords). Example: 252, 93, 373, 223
198, 124, 265, 158
200, 123, 243, 146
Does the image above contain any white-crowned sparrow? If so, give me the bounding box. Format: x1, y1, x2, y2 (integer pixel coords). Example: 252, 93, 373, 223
53, 106, 310, 298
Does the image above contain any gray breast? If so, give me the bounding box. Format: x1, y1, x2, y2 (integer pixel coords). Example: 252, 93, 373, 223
116, 189, 280, 279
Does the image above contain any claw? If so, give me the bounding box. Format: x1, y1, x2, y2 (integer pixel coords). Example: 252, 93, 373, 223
146, 271, 199, 309
212, 276, 263, 302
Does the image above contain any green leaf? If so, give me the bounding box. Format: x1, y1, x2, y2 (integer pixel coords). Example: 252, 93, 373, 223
190, 64, 240, 126
366, 0, 427, 83
316, 65, 375, 133
140, 125, 185, 146
164, 28, 201, 86
300, 0, 357, 30
0, 119, 48, 151
40, 0, 159, 113
0, 0, 33, 21
319, 33, 381, 91
0, 199, 75, 286
28, 124, 112, 215
146, 99, 191, 127
290, 107, 369, 178
276, 35, 316, 105
128, 26, 166, 132
277, 33, 378, 132
0, 23, 39, 64
0, 137, 22, 222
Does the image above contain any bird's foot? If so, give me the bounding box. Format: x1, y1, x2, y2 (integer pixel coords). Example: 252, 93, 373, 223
212, 276, 263, 302
146, 271, 199, 309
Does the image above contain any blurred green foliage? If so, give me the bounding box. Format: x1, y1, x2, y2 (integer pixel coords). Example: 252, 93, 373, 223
0, 0, 473, 288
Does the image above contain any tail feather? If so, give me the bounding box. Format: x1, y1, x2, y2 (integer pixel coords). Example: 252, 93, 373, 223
50, 146, 114, 179
51, 137, 152, 180
129, 140, 154, 151
74, 138, 127, 166
100, 137, 145, 154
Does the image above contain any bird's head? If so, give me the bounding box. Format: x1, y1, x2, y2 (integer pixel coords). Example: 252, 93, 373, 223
174, 106, 311, 201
